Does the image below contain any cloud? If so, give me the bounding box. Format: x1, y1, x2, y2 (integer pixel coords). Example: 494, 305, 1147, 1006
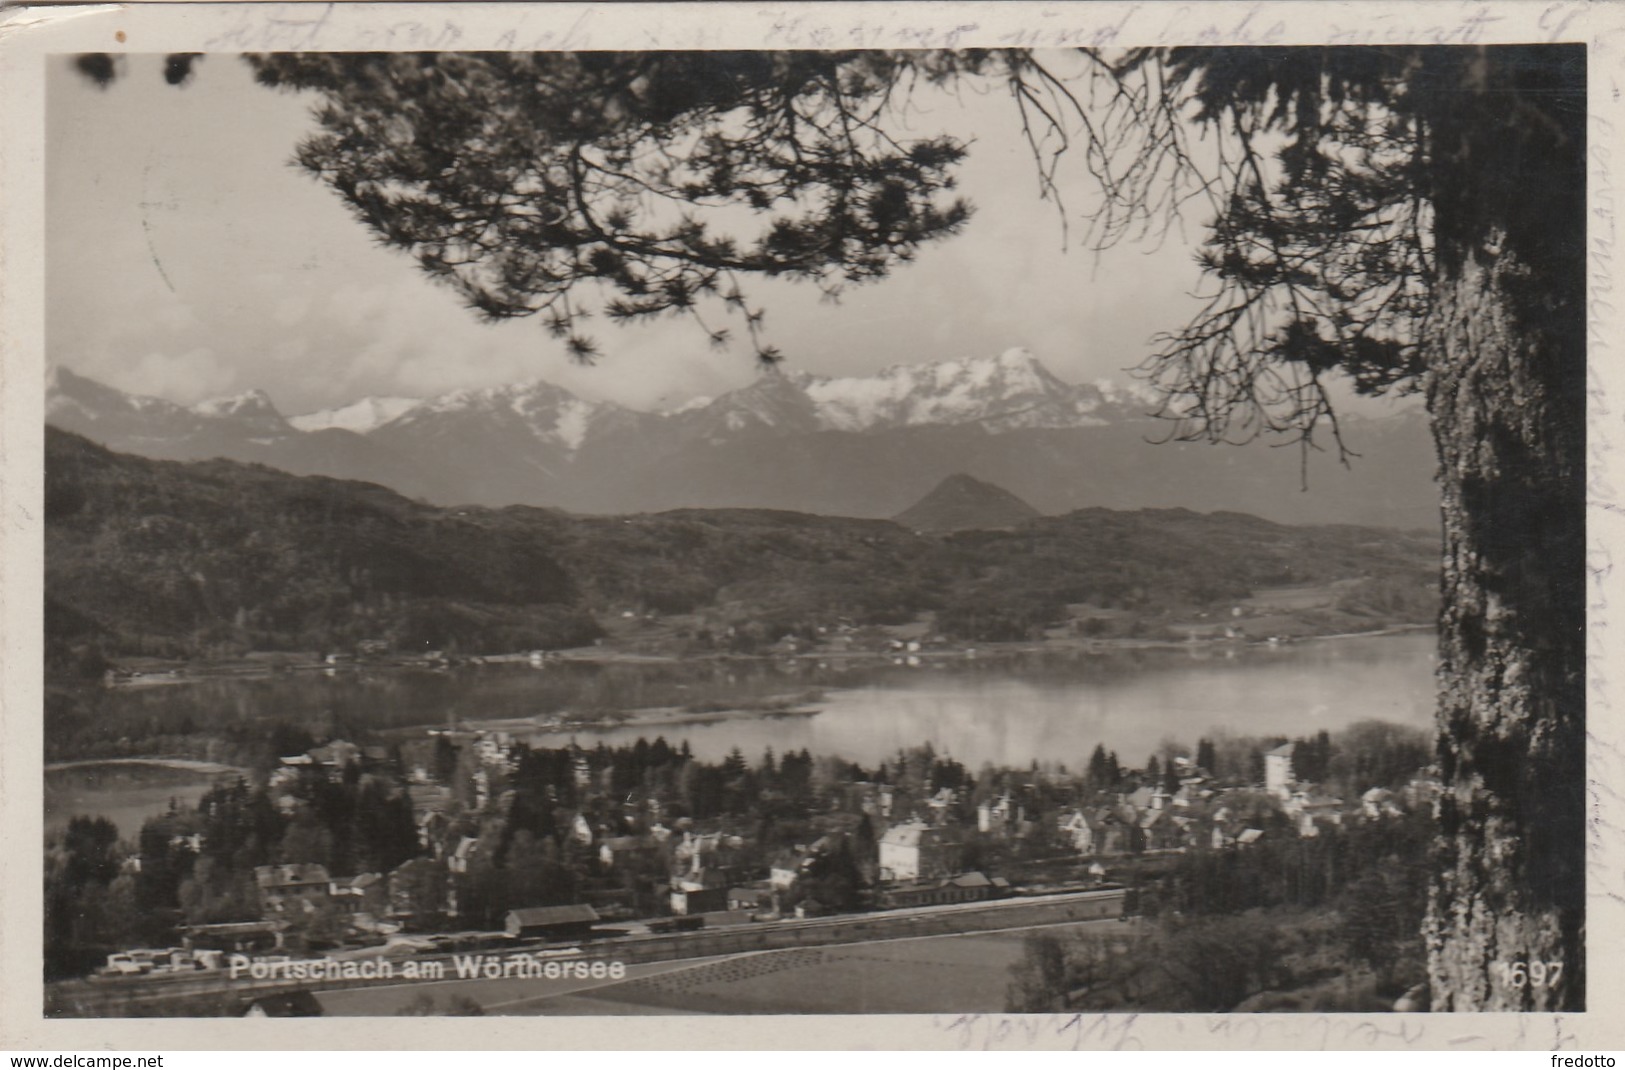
42, 52, 1269, 419
124, 346, 236, 404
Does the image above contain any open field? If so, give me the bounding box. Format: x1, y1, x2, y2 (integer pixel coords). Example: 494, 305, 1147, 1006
314, 956, 730, 1016
316, 920, 1126, 1016
498, 921, 1127, 1015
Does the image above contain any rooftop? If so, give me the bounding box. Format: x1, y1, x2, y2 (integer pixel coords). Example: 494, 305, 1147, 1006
254, 863, 330, 887
880, 821, 958, 847
507, 904, 600, 927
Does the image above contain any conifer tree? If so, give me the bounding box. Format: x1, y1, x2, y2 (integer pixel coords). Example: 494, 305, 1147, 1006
82, 44, 1585, 1009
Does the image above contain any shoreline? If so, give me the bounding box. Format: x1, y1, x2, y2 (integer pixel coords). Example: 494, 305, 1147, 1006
68, 620, 1436, 691
451, 701, 825, 740
44, 757, 244, 776
44, 627, 1437, 768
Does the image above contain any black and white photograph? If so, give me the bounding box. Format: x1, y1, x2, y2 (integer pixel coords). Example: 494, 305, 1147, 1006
3, 0, 1620, 1049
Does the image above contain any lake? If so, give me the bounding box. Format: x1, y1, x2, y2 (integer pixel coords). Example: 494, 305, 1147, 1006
43, 761, 237, 840
50, 632, 1436, 779
521, 632, 1436, 767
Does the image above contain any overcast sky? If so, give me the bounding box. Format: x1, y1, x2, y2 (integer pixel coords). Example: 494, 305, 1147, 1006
49, 54, 1243, 416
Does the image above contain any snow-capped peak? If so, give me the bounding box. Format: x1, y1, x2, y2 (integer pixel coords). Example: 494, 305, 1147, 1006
412, 378, 576, 415
289, 396, 422, 434
192, 388, 284, 422
1092, 376, 1162, 412
664, 394, 715, 415
799, 348, 1107, 433
379, 377, 626, 452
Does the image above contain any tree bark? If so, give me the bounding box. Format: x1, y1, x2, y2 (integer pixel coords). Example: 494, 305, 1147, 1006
1421, 46, 1587, 1010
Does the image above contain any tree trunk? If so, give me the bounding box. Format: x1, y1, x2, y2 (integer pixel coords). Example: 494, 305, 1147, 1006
1421, 46, 1587, 1010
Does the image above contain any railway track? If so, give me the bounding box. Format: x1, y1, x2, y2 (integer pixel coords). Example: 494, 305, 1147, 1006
46, 887, 1126, 1016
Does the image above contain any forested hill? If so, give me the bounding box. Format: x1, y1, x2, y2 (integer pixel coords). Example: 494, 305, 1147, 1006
44, 428, 1439, 673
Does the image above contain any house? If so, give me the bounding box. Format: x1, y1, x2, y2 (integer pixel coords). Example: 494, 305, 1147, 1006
415, 808, 450, 854
253, 864, 331, 919
1058, 809, 1095, 855
670, 885, 729, 916
1264, 743, 1295, 798
1092, 809, 1134, 856
579, 889, 636, 921
675, 831, 746, 882
1173, 779, 1206, 807
674, 831, 723, 875
1362, 787, 1404, 819
504, 904, 600, 941
599, 836, 660, 869
1139, 809, 1182, 852
329, 873, 387, 917
878, 820, 963, 882
672, 863, 734, 897
169, 832, 204, 853
182, 920, 284, 954
448, 836, 479, 875
875, 871, 1006, 910
1286, 793, 1344, 838
308, 740, 362, 773
727, 884, 772, 912
1124, 785, 1157, 811
769, 855, 803, 890
978, 792, 1016, 834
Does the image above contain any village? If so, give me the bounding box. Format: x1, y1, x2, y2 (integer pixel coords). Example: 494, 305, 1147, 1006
84, 722, 1442, 985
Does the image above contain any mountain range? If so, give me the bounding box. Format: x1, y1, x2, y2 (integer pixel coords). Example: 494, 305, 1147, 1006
44, 427, 1440, 671
46, 349, 1440, 529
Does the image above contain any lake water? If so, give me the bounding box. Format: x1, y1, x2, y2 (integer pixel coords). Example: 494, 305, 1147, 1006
44, 763, 227, 840
523, 633, 1436, 767
52, 633, 1436, 780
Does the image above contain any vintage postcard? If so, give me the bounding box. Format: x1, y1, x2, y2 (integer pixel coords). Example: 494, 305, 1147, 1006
1, 0, 1622, 1051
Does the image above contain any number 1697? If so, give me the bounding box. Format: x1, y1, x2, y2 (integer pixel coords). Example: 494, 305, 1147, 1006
1492, 960, 1563, 988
